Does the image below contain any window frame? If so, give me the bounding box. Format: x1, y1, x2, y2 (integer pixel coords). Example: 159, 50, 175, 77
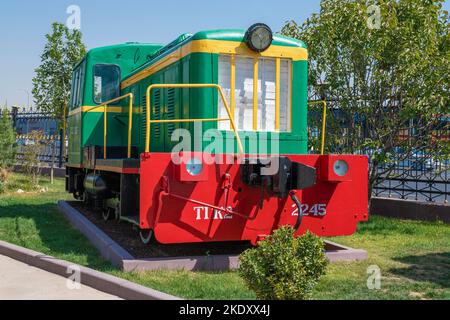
70, 59, 86, 111
92, 63, 122, 105
217, 54, 293, 133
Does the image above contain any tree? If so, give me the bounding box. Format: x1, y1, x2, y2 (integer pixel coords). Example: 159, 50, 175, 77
0, 109, 17, 170
32, 22, 86, 120
282, 0, 449, 202
22, 131, 45, 188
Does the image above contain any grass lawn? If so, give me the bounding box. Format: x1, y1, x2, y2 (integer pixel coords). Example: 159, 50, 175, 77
0, 173, 449, 300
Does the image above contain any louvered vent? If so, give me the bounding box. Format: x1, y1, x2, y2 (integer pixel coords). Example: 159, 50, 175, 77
142, 90, 162, 144
153, 90, 161, 139
167, 88, 176, 136
141, 95, 147, 143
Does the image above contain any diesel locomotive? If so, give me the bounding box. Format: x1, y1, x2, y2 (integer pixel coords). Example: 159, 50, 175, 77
65, 24, 369, 245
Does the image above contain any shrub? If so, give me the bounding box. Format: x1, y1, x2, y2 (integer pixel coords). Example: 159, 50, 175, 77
238, 226, 328, 300
0, 168, 8, 193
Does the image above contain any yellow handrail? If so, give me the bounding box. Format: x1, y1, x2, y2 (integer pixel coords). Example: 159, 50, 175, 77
145, 84, 244, 154
308, 100, 328, 155
97, 93, 134, 160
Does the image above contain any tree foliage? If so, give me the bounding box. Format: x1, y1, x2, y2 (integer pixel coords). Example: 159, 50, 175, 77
32, 22, 86, 120
0, 109, 17, 170
239, 227, 328, 300
282, 0, 449, 199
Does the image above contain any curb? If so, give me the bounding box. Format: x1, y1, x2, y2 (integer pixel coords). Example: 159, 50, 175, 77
58, 201, 244, 272
0, 240, 180, 300
324, 241, 368, 262
371, 197, 449, 224
58, 201, 368, 272
58, 201, 133, 269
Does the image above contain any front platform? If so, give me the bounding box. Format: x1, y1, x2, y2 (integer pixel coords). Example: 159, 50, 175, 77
95, 159, 140, 174
70, 145, 142, 174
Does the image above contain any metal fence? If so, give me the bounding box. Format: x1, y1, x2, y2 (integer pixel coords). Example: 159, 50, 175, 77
10, 108, 65, 168
309, 104, 449, 204
7, 105, 449, 203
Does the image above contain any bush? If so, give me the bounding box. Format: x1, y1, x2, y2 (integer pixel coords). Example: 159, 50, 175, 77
0, 168, 8, 193
238, 226, 328, 300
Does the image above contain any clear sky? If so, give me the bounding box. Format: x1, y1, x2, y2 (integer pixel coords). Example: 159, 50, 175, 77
0, 0, 321, 107
0, 0, 448, 108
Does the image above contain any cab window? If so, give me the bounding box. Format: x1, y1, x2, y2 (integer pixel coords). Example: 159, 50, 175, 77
93, 64, 121, 104
218, 55, 291, 132
70, 60, 85, 110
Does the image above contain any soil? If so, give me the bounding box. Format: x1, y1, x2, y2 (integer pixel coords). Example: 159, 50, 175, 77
68, 201, 252, 259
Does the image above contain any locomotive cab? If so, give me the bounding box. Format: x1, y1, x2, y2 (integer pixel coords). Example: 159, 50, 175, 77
66, 25, 369, 245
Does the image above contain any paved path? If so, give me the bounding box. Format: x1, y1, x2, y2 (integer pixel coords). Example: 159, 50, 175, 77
0, 255, 121, 300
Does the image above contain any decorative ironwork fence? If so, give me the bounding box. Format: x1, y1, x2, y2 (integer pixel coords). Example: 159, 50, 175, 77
309, 103, 449, 204
10, 108, 65, 168
7, 105, 449, 203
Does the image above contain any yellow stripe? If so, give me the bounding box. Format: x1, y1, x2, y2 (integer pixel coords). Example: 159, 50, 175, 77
253, 58, 259, 131
68, 106, 140, 117
275, 58, 281, 131
230, 54, 236, 130
121, 39, 308, 89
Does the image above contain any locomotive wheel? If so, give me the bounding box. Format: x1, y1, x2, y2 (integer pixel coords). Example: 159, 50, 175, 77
139, 229, 153, 245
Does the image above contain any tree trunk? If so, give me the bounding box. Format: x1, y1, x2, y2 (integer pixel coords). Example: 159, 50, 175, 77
50, 138, 56, 184
62, 101, 67, 163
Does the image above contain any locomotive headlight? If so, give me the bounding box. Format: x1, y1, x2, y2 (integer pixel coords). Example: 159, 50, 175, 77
245, 23, 273, 52
333, 160, 349, 177
186, 158, 204, 176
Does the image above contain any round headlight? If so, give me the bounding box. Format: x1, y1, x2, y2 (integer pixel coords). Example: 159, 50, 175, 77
186, 158, 203, 176
245, 23, 273, 53
333, 160, 349, 177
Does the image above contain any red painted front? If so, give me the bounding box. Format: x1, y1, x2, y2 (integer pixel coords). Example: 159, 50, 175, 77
139, 153, 369, 245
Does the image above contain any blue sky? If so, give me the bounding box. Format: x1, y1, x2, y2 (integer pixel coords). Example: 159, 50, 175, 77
0, 0, 448, 107
0, 0, 320, 107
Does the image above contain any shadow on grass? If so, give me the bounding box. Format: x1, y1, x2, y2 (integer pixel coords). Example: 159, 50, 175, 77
0, 202, 112, 271
390, 252, 450, 288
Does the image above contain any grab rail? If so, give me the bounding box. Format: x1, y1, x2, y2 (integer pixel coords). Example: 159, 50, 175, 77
145, 84, 244, 154
96, 93, 134, 159
308, 100, 328, 155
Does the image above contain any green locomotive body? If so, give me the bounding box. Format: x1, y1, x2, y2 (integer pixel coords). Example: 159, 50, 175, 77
67, 29, 309, 167
65, 25, 369, 245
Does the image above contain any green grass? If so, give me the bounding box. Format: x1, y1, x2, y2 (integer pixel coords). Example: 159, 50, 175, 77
0, 173, 449, 300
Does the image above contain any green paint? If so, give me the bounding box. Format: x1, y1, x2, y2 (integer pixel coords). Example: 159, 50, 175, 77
191, 29, 307, 47
67, 30, 309, 166
124, 29, 307, 84
67, 43, 164, 164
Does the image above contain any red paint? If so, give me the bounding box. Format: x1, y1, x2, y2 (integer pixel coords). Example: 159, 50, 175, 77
175, 157, 210, 182
139, 153, 369, 245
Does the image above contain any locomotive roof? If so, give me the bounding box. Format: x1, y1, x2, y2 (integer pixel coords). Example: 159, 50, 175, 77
74, 42, 165, 78
122, 29, 307, 83
191, 29, 307, 48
